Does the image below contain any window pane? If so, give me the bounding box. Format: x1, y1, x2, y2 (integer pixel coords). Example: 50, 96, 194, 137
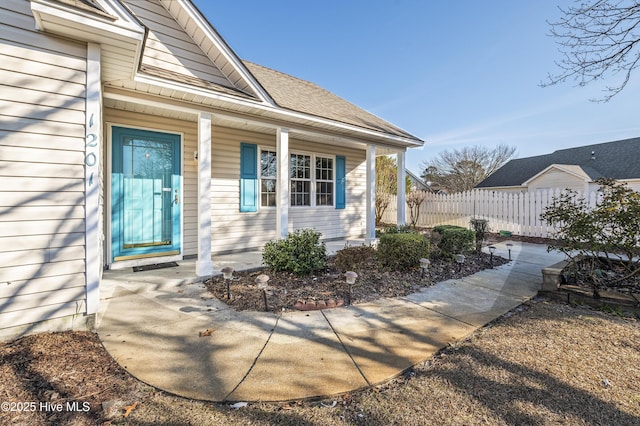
261, 151, 276, 177
316, 181, 334, 206
290, 179, 310, 206
291, 154, 311, 179
316, 157, 333, 181
261, 178, 276, 207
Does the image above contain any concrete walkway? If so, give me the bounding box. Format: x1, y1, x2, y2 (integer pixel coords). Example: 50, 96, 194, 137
97, 241, 564, 402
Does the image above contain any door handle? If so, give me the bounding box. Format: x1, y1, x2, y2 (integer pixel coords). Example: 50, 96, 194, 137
174, 189, 180, 205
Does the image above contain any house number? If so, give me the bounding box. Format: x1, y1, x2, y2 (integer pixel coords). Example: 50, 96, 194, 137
85, 114, 98, 184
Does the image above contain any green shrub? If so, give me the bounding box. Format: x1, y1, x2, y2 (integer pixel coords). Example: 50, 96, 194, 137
432, 225, 475, 257
335, 245, 377, 272
377, 233, 430, 271
541, 178, 640, 283
432, 224, 464, 234
470, 218, 489, 252
381, 224, 415, 234
262, 229, 327, 275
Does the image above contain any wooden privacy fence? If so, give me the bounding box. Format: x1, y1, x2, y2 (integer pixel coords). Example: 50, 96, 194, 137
383, 189, 598, 238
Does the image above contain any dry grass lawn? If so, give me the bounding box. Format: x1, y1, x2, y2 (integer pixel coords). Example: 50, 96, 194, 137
1, 299, 639, 425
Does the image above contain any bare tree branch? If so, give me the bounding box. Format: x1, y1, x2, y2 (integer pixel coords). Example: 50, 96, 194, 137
420, 144, 517, 193
542, 0, 640, 101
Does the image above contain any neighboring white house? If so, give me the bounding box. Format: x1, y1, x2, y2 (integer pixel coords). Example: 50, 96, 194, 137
406, 169, 429, 191
476, 138, 640, 193
0, 0, 423, 338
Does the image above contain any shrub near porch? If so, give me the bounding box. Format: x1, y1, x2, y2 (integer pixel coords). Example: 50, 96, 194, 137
378, 233, 430, 270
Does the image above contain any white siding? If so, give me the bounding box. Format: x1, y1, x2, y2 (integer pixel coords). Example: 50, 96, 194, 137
103, 108, 199, 257
210, 127, 277, 253
0, 0, 88, 331
528, 169, 587, 192
121, 0, 233, 89
622, 179, 640, 192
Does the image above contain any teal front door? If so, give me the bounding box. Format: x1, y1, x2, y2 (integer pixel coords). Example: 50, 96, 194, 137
111, 126, 181, 261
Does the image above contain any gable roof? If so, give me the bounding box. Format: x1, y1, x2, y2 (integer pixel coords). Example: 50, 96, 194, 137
243, 61, 421, 142
476, 137, 640, 188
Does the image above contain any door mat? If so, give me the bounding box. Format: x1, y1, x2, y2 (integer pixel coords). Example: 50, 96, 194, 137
133, 262, 179, 272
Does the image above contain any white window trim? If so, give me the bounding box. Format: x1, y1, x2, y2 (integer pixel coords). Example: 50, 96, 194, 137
315, 153, 335, 207
289, 150, 336, 208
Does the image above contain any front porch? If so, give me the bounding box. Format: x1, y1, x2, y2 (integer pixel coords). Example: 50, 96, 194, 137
101, 238, 364, 294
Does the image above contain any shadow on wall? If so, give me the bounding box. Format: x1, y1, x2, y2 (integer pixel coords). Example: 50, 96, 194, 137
0, 75, 90, 339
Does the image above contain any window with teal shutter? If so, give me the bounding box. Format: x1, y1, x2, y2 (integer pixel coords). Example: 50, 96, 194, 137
336, 155, 346, 209
240, 143, 258, 212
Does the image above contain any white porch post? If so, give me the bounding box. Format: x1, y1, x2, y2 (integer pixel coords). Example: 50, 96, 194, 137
85, 43, 101, 315
397, 149, 407, 226
365, 144, 377, 243
196, 112, 213, 277
276, 127, 289, 238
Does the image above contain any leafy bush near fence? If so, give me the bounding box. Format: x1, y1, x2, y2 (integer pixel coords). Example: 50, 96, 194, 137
262, 229, 327, 276
378, 233, 430, 271
541, 178, 640, 279
432, 225, 475, 257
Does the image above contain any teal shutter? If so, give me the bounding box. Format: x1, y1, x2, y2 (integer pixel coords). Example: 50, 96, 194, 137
336, 155, 346, 209
240, 143, 258, 212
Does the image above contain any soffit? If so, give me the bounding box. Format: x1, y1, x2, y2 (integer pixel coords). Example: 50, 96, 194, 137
103, 90, 404, 153
31, 0, 145, 82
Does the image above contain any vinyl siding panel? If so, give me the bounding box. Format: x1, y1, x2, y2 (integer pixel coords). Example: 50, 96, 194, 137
528, 170, 587, 192
121, 0, 232, 88
624, 180, 640, 192
0, 273, 85, 299
104, 108, 198, 256
210, 126, 277, 253
0, 0, 88, 331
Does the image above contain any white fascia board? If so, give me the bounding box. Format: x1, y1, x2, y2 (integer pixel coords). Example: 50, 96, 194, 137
133, 73, 423, 149
30, 0, 145, 42
171, 0, 274, 105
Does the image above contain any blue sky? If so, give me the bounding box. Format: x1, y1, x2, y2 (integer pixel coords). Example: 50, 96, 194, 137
193, 1, 640, 175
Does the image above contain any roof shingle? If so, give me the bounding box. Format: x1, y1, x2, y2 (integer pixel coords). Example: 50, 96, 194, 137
243, 61, 422, 142
476, 137, 640, 188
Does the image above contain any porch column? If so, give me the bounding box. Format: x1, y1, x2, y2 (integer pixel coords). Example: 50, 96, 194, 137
397, 149, 407, 226
365, 144, 376, 243
276, 127, 289, 238
196, 112, 213, 277
85, 43, 101, 315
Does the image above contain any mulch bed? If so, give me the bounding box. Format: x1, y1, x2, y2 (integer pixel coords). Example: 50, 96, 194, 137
0, 331, 143, 425
205, 251, 509, 312
561, 256, 640, 296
